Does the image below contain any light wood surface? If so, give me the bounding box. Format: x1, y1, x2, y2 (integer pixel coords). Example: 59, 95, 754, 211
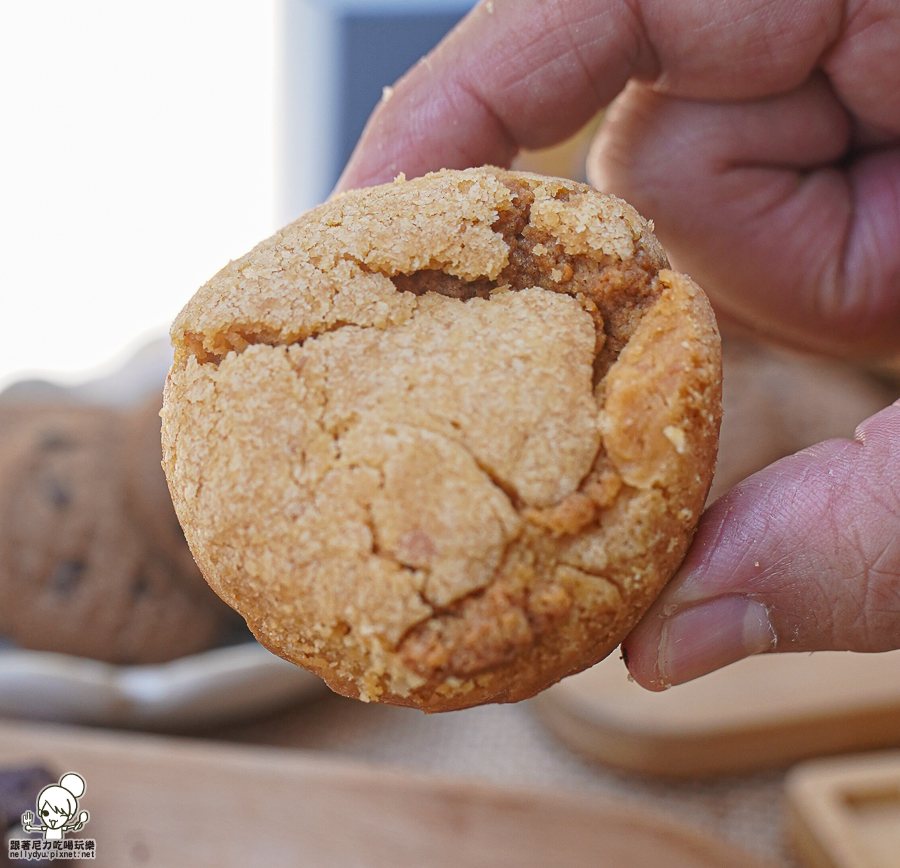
786, 749, 900, 868
532, 650, 900, 778
0, 718, 776, 868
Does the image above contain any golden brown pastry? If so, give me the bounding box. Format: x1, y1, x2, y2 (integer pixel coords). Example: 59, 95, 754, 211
162, 167, 721, 711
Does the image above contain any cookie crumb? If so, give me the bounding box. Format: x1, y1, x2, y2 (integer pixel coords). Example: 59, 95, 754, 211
663, 424, 688, 454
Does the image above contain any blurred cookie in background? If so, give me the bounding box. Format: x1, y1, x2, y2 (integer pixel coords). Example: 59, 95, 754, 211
0, 396, 241, 664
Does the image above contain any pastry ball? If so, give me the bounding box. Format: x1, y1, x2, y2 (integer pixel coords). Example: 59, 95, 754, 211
162, 167, 721, 711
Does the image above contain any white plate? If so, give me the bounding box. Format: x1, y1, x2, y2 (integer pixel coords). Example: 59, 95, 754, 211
0, 641, 323, 730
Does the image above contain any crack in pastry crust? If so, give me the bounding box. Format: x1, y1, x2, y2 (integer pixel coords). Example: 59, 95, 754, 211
162, 167, 722, 711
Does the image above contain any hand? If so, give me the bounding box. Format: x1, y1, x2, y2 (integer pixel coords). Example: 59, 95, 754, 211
335, 0, 900, 686
338, 0, 900, 358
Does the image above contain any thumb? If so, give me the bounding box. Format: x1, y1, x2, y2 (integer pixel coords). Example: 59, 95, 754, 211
623, 399, 900, 690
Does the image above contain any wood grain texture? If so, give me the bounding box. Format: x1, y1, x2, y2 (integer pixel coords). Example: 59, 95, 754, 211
0, 719, 775, 868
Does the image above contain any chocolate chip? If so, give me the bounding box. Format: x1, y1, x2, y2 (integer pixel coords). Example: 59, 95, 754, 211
45, 478, 71, 509
391, 270, 494, 301
131, 574, 152, 599
48, 560, 85, 595
38, 430, 73, 450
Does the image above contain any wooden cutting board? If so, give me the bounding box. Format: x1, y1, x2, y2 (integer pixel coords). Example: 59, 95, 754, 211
786, 749, 900, 868
0, 719, 775, 868
532, 650, 900, 778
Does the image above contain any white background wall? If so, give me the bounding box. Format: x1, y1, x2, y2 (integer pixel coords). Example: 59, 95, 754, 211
0, 2, 278, 390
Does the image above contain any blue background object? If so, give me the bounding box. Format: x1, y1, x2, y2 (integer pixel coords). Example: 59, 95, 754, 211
281, 0, 476, 218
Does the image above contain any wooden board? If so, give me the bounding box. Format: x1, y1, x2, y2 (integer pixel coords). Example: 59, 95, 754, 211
0, 719, 776, 868
532, 650, 900, 778
786, 750, 900, 868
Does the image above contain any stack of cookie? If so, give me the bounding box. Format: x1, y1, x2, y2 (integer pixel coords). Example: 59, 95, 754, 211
0, 394, 240, 664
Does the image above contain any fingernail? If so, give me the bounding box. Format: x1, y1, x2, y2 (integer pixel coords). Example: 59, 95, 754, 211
657, 596, 775, 686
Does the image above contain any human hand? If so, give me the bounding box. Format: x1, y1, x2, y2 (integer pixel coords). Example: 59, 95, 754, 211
334, 0, 900, 686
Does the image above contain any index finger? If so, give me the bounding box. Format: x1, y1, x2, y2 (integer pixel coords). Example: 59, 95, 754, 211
335, 0, 841, 192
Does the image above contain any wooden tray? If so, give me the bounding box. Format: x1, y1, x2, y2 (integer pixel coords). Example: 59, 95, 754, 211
786, 749, 900, 868
0, 719, 775, 868
532, 650, 900, 778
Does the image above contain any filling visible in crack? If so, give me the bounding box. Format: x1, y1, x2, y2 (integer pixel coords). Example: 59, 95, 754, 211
388, 179, 662, 383
389, 179, 664, 683
391, 270, 495, 301
178, 174, 670, 688
181, 180, 663, 380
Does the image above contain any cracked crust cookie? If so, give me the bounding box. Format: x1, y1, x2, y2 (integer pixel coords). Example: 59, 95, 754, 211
162, 167, 722, 711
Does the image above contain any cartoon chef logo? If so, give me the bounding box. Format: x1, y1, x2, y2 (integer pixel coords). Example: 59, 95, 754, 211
21, 773, 89, 841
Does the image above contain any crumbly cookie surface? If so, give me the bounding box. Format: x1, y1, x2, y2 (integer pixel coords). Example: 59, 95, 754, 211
163, 167, 721, 710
